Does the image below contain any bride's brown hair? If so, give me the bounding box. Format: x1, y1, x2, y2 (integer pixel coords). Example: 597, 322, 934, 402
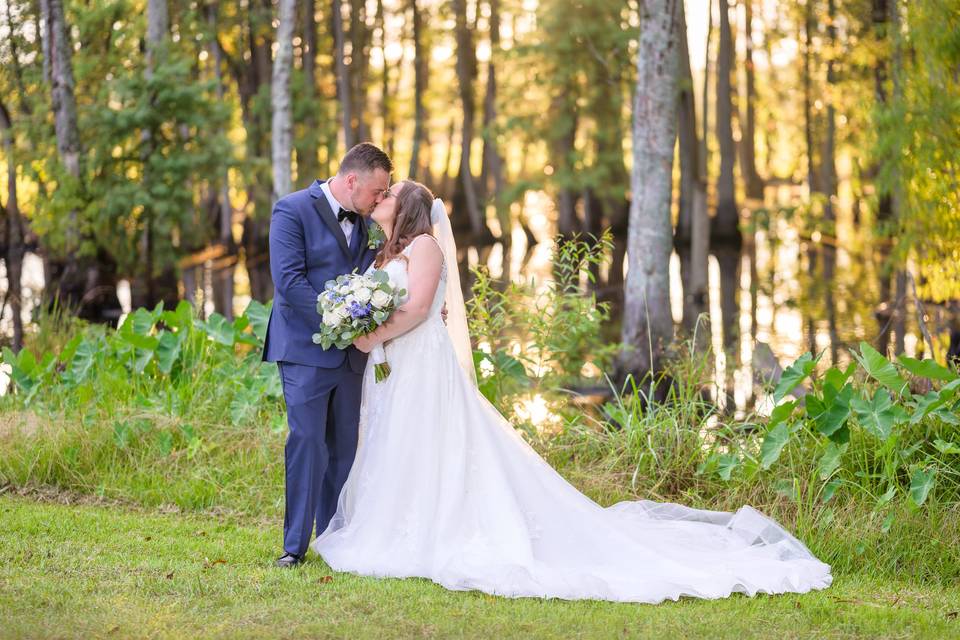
374, 180, 435, 268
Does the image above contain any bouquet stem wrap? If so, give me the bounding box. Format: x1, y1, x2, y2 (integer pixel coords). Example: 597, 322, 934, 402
370, 343, 391, 382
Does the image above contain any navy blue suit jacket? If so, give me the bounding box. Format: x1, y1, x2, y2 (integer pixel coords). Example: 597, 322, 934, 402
262, 179, 377, 371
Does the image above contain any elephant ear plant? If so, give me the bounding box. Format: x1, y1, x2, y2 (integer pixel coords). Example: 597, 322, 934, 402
716, 343, 960, 531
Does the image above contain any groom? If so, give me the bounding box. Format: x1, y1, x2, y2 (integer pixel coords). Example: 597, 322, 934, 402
262, 142, 392, 567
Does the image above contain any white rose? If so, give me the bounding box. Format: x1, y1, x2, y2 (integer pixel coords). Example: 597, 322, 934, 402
355, 288, 372, 304
338, 285, 350, 295
371, 290, 392, 309
322, 312, 339, 327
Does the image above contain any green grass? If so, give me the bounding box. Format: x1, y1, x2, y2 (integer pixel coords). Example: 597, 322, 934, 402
2, 495, 959, 640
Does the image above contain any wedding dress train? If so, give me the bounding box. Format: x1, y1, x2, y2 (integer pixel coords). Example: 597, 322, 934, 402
312, 235, 832, 603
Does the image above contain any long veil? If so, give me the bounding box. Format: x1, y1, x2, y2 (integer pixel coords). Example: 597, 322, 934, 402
431, 198, 477, 387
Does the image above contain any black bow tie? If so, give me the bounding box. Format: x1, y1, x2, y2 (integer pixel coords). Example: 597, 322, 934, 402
337, 208, 358, 224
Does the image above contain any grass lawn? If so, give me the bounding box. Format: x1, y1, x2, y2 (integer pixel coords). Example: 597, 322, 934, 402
1, 495, 959, 639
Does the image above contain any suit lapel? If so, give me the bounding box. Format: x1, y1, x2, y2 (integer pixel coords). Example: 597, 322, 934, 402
311, 187, 351, 259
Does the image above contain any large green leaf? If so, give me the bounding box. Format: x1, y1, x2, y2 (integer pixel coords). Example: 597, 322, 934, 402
119, 312, 159, 351
853, 342, 907, 394
816, 383, 853, 439
196, 313, 235, 346
822, 477, 842, 503
133, 348, 155, 374
717, 454, 740, 481
817, 441, 848, 480
229, 382, 262, 425
160, 300, 194, 332
852, 388, 899, 441
909, 467, 936, 506
128, 307, 157, 336
65, 338, 98, 385
823, 362, 857, 392
897, 355, 958, 382
774, 352, 817, 402
933, 439, 960, 455
4, 346, 37, 394
767, 400, 797, 428
156, 331, 182, 375
760, 422, 791, 469
244, 300, 271, 342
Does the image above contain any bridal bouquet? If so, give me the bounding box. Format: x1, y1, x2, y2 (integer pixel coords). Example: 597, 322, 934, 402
312, 270, 405, 382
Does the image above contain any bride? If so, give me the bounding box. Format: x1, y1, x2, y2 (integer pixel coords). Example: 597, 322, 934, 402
311, 180, 832, 603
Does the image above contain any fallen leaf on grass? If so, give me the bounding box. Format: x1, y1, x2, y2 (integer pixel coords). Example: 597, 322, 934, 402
202, 558, 227, 569
165, 571, 174, 579
319, 575, 333, 584
947, 611, 958, 620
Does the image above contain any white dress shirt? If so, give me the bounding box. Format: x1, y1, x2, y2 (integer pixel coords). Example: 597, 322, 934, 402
320, 179, 354, 245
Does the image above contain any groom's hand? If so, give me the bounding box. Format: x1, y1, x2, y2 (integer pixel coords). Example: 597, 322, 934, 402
354, 334, 375, 354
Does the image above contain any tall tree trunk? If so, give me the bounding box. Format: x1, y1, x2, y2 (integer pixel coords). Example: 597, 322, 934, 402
272, 0, 295, 202
676, 0, 710, 339
232, 0, 275, 304
408, 0, 427, 179
40, 0, 121, 320
739, 0, 763, 200
333, 0, 354, 150
618, 0, 681, 383
713, 0, 739, 242
41, 0, 81, 301
206, 2, 237, 316
802, 0, 818, 194
297, 0, 320, 185
481, 0, 509, 258
131, 0, 181, 311
871, 0, 893, 353
348, 0, 371, 142
889, 0, 907, 354
453, 0, 490, 243
553, 94, 580, 239
0, 99, 24, 351
823, 0, 838, 214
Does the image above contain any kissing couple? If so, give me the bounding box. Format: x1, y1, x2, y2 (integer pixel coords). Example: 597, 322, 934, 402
261, 142, 832, 603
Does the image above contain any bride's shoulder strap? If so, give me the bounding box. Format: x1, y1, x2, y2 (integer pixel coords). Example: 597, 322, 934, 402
407, 233, 443, 258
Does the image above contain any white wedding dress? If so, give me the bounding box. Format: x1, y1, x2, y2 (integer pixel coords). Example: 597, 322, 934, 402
312, 235, 832, 603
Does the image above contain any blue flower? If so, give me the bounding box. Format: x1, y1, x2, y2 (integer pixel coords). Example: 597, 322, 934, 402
347, 301, 370, 319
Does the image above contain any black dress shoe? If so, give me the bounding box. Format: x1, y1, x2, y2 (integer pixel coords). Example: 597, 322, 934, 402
275, 552, 304, 568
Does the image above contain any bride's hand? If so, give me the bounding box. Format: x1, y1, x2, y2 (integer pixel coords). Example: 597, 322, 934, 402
354, 334, 377, 354
441, 303, 448, 325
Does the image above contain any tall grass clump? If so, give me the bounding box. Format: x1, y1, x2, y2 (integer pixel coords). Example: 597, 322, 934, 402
1, 300, 286, 516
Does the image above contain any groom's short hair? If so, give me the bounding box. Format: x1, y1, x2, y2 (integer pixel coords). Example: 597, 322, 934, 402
339, 142, 393, 176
